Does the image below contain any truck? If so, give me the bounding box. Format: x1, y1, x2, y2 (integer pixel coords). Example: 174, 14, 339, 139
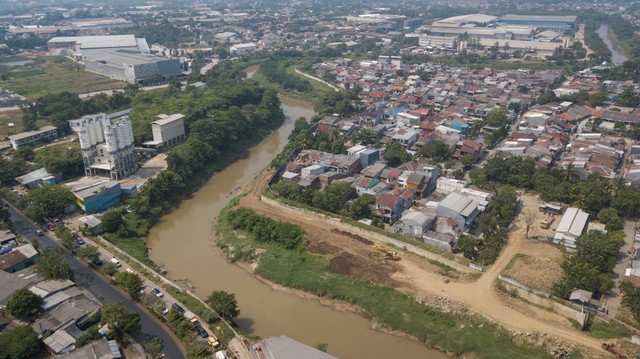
207, 336, 221, 351
540, 217, 554, 229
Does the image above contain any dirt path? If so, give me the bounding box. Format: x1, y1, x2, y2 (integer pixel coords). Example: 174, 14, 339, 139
237, 172, 610, 356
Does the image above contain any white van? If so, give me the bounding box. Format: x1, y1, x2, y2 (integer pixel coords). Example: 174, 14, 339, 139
215, 351, 227, 359
110, 258, 121, 267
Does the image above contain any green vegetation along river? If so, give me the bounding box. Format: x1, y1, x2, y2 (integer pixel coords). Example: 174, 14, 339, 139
146, 89, 448, 358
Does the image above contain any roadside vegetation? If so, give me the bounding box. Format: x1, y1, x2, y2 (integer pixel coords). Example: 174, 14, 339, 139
216, 202, 551, 358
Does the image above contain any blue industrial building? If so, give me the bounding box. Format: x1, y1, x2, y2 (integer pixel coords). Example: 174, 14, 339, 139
496, 15, 577, 31
74, 181, 122, 214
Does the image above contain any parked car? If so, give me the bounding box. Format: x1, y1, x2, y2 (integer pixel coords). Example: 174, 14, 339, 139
47, 224, 55, 231
196, 325, 208, 338
93, 258, 103, 266
161, 306, 169, 315
172, 303, 185, 314
151, 288, 163, 298
76, 237, 85, 245
35, 230, 43, 236
53, 218, 61, 224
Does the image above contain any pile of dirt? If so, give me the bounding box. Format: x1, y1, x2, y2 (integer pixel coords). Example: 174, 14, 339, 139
330, 228, 373, 245
329, 252, 398, 286
307, 241, 341, 256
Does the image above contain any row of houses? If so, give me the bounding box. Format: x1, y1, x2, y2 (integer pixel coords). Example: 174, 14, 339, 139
0, 263, 121, 357
282, 148, 494, 250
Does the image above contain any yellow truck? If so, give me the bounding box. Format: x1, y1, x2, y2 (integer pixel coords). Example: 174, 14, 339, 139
540, 217, 554, 229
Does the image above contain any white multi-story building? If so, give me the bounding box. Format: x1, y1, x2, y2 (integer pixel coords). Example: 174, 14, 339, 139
142, 113, 186, 150
69, 111, 137, 180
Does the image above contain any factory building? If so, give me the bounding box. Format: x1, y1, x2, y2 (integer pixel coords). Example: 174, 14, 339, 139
69, 111, 137, 180
8, 126, 58, 150
497, 15, 577, 31
83, 49, 181, 84
47, 35, 180, 84
142, 113, 186, 150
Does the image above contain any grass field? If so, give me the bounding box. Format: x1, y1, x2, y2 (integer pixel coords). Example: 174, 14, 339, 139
0, 56, 126, 98
250, 64, 334, 103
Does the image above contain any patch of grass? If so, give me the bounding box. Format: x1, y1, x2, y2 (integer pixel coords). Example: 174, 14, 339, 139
103, 233, 156, 269
503, 253, 527, 272
163, 286, 236, 343
216, 203, 551, 359
568, 349, 584, 359
0, 57, 126, 98
585, 320, 632, 339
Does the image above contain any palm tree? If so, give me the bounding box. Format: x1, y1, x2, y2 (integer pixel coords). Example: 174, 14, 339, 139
563, 163, 577, 182
606, 177, 626, 196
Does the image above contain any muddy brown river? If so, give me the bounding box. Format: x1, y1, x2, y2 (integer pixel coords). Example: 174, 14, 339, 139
147, 67, 447, 359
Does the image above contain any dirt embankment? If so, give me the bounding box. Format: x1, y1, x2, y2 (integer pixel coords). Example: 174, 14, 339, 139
230, 170, 614, 357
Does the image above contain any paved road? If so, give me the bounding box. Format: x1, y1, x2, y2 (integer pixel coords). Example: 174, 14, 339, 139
8, 206, 185, 359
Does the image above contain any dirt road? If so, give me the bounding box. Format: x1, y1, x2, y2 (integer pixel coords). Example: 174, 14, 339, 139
236, 171, 610, 356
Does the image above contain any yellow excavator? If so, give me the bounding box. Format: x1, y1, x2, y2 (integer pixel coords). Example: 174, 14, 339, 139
372, 244, 401, 261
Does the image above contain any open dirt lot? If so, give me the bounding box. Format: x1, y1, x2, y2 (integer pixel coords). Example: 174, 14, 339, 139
503, 244, 564, 294
234, 171, 613, 357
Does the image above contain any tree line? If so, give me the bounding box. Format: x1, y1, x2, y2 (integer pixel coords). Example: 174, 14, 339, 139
226, 207, 304, 249
470, 156, 639, 217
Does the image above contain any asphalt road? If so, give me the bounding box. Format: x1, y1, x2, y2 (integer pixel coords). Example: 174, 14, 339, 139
8, 206, 185, 359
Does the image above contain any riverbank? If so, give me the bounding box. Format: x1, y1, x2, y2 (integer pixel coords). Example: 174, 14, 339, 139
249, 63, 335, 103
215, 201, 554, 359
597, 24, 629, 66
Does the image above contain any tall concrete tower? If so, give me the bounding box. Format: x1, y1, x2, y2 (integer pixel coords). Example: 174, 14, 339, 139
69, 111, 138, 180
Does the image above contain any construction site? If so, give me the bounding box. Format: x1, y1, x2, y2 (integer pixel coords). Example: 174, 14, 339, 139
226, 169, 640, 358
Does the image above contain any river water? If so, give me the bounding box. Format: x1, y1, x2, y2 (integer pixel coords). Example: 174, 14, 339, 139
147, 66, 446, 359
598, 24, 629, 66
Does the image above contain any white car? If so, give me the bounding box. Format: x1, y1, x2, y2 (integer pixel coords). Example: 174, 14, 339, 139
151, 288, 163, 298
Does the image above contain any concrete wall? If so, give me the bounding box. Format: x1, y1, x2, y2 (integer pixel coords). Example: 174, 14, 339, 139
498, 274, 586, 324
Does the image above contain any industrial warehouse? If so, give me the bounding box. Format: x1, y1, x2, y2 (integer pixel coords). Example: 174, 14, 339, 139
47, 35, 181, 84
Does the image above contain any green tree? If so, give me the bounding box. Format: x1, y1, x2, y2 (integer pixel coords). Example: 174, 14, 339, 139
101, 302, 141, 336
206, 290, 239, 321
77, 245, 100, 264
186, 344, 212, 359
620, 281, 640, 325
456, 236, 478, 261
537, 90, 557, 105
460, 154, 477, 170
144, 338, 163, 359
33, 248, 73, 280
26, 185, 75, 221
341, 194, 375, 220
597, 208, 623, 231
383, 141, 411, 167
114, 272, 144, 299
589, 88, 608, 107
55, 226, 76, 250
6, 288, 43, 318
0, 326, 41, 358
102, 210, 124, 233
419, 141, 451, 162
312, 182, 358, 213
617, 86, 640, 107
100, 262, 119, 277
483, 108, 509, 127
